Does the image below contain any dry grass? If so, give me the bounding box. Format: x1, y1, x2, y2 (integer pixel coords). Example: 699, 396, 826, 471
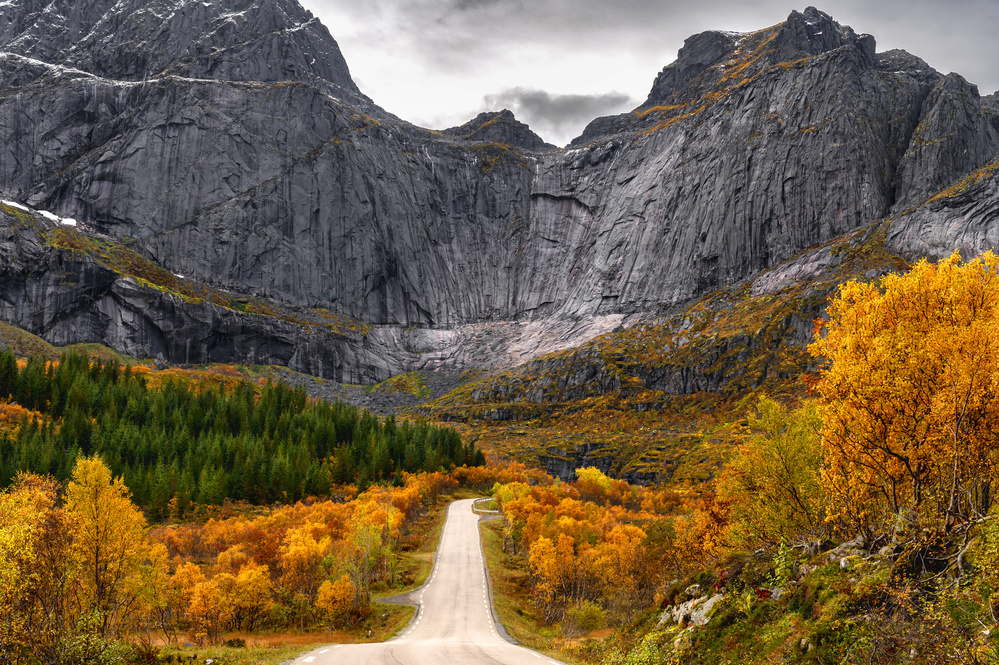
156, 639, 319, 665
154, 603, 415, 664
0, 322, 59, 360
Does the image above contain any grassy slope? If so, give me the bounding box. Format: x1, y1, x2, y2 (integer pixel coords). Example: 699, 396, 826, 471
0, 321, 61, 360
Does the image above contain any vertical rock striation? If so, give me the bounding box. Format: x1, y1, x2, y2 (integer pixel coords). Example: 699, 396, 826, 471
1, 3, 998, 379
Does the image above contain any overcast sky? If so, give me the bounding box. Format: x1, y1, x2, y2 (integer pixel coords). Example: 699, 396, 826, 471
299, 0, 999, 146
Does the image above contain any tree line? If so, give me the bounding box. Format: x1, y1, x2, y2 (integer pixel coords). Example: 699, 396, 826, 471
0, 351, 483, 518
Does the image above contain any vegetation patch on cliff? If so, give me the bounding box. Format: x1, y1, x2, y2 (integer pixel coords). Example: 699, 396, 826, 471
367, 372, 432, 399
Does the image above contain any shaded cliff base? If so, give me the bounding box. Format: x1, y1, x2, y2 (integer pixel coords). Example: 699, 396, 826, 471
0, 201, 633, 385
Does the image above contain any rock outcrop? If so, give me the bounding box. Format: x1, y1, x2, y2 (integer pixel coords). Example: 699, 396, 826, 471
0, 0, 369, 107
0, 205, 406, 383
444, 110, 556, 151
2, 2, 998, 384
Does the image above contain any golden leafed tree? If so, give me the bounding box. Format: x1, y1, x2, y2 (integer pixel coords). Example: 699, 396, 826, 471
186, 577, 235, 645
0, 474, 79, 662
65, 455, 150, 637
225, 563, 273, 631
528, 536, 560, 623
315, 574, 355, 627
279, 522, 331, 602
810, 252, 999, 535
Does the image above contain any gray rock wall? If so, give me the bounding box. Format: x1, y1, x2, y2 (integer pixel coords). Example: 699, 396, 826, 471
2, 2, 999, 379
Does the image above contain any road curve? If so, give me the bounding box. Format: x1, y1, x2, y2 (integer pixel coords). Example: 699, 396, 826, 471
291, 498, 564, 665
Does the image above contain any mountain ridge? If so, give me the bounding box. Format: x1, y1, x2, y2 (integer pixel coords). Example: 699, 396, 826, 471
0, 0, 371, 107
1, 2, 998, 391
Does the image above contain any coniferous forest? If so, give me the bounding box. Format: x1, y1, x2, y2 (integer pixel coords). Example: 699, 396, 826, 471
0, 349, 483, 518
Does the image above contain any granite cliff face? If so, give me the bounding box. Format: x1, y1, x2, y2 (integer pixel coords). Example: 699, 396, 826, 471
0, 0, 368, 107
0, 205, 410, 383
1, 2, 998, 384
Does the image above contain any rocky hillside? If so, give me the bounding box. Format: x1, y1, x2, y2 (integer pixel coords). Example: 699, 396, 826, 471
1, 3, 998, 390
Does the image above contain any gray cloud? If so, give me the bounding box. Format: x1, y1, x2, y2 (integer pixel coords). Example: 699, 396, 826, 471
483, 88, 638, 146
450, 0, 508, 11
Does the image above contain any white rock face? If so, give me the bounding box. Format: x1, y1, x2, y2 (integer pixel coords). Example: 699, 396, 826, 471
659, 594, 726, 627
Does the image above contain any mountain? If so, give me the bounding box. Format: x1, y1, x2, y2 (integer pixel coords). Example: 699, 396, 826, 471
0, 0, 368, 106
2, 3, 999, 395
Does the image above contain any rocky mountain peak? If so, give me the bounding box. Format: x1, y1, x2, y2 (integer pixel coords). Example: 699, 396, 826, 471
893, 72, 999, 209
642, 7, 875, 109
0, 0, 369, 107
773, 6, 875, 62
876, 49, 941, 86
443, 109, 556, 151
642, 29, 737, 107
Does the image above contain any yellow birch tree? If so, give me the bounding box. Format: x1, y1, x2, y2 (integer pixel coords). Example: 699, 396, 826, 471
810, 252, 999, 536
65, 455, 149, 638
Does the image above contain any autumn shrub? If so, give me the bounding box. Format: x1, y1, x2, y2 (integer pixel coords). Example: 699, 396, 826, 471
496, 467, 700, 629
316, 574, 356, 627
59, 614, 134, 665
187, 577, 235, 645
564, 599, 606, 635
717, 396, 825, 548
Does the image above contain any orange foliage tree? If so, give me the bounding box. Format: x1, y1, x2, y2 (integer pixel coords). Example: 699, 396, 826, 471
495, 467, 693, 625
0, 474, 79, 663
316, 574, 356, 627
186, 577, 235, 645
811, 252, 999, 536
65, 455, 153, 638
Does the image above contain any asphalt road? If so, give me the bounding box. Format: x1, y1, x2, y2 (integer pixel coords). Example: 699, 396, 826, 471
291, 498, 564, 665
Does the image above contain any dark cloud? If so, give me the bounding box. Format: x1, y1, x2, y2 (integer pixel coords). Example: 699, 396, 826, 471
483, 88, 638, 146
450, 0, 507, 11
